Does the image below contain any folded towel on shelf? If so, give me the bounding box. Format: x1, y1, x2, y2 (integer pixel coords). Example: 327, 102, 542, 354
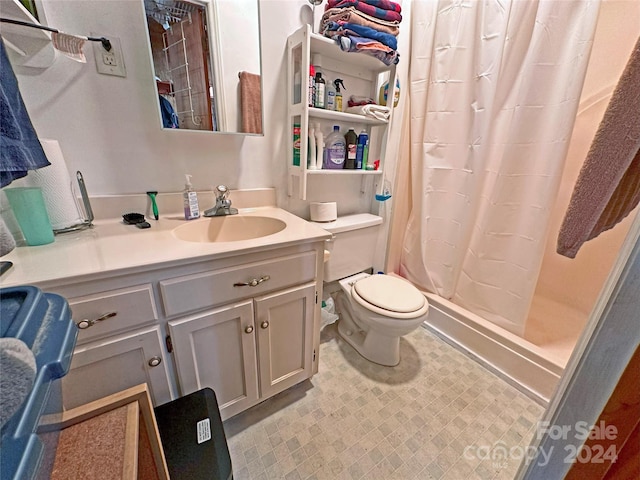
338, 35, 400, 66
239, 71, 262, 134
557, 36, 640, 258
321, 7, 400, 36
327, 0, 402, 13
0, 38, 50, 188
0, 337, 37, 429
327, 0, 402, 21
324, 21, 398, 50
347, 95, 376, 107
346, 104, 391, 121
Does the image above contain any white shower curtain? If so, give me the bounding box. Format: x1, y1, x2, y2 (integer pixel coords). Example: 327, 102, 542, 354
399, 0, 601, 335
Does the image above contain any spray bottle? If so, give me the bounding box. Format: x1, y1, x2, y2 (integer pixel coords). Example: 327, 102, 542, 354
334, 79, 345, 112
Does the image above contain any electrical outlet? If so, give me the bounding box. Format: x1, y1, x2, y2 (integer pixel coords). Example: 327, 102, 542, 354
102, 52, 117, 66
92, 35, 126, 77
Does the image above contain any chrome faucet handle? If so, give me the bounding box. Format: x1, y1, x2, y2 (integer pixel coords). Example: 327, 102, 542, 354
215, 185, 229, 200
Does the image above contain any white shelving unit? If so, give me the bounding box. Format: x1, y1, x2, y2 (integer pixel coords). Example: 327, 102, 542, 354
286, 24, 397, 200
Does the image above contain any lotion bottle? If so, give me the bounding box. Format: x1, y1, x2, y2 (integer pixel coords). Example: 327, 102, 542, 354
183, 174, 200, 220
308, 125, 317, 169
314, 123, 324, 169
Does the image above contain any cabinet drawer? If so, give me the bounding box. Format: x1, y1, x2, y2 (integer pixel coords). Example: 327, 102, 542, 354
69, 284, 158, 344
160, 251, 317, 317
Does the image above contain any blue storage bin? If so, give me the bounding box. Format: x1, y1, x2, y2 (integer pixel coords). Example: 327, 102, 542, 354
0, 286, 77, 480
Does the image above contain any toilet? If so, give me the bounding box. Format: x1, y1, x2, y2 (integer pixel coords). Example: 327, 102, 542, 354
313, 214, 429, 366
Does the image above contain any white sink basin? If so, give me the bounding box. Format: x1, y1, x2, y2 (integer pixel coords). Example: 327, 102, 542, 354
173, 215, 286, 243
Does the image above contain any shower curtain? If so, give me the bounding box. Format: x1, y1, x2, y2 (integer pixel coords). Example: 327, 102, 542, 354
399, 0, 601, 335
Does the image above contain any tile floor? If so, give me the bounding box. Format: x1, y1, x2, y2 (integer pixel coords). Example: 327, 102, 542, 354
224, 324, 545, 480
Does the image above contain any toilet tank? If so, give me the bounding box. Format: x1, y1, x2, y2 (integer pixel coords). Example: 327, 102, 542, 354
312, 214, 383, 282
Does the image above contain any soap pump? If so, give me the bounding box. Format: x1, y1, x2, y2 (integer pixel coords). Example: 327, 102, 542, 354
183, 174, 200, 220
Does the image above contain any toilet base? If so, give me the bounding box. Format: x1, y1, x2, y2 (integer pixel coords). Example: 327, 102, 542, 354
336, 293, 400, 367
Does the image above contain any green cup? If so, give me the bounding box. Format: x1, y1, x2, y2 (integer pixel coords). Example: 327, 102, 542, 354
4, 187, 55, 246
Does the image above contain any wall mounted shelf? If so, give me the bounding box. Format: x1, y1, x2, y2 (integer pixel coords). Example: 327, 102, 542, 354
286, 25, 397, 200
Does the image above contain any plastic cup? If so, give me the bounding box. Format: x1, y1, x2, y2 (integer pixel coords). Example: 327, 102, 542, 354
4, 187, 55, 246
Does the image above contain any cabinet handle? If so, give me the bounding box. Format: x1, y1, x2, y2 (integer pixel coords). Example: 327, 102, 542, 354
245, 325, 254, 334
233, 275, 270, 287
261, 321, 269, 329
76, 312, 117, 330
148, 356, 162, 367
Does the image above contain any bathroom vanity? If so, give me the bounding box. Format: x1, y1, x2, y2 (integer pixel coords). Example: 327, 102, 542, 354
0, 194, 331, 420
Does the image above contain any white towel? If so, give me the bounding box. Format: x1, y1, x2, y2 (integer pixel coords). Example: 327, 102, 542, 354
0, 337, 36, 428
345, 104, 391, 121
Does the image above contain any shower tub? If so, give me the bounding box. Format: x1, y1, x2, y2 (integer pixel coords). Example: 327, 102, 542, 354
422, 292, 565, 405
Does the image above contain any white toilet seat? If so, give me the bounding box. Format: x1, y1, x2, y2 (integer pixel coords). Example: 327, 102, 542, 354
351, 275, 428, 319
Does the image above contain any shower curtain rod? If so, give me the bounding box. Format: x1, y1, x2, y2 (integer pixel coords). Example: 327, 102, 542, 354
0, 17, 112, 51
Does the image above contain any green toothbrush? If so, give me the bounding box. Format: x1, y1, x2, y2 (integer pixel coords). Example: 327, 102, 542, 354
147, 191, 159, 220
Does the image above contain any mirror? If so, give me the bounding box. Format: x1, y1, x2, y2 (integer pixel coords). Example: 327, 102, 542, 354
143, 0, 263, 134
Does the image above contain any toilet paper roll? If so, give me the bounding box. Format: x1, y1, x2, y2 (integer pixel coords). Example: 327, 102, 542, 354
310, 202, 337, 222
19, 140, 84, 231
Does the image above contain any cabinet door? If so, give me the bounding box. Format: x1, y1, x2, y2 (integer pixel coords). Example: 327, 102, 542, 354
255, 282, 315, 399
168, 300, 258, 420
62, 326, 172, 409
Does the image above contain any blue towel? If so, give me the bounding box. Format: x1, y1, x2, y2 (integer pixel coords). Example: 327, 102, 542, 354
325, 21, 398, 50
159, 95, 179, 128
0, 36, 50, 188
338, 35, 400, 66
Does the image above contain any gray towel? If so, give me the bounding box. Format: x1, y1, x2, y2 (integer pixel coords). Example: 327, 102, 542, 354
557, 36, 640, 258
0, 337, 36, 428
0, 216, 16, 256
0, 36, 50, 188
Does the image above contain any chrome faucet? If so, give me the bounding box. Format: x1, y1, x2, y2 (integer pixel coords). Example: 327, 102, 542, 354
203, 185, 238, 217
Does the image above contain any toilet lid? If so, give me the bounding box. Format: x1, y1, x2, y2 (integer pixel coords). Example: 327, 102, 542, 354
353, 275, 426, 313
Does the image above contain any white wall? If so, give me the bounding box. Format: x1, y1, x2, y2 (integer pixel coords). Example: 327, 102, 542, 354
215, 0, 261, 131
13, 0, 387, 219
533, 0, 640, 315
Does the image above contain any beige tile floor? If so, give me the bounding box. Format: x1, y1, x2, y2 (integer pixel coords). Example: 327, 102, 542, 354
224, 324, 545, 480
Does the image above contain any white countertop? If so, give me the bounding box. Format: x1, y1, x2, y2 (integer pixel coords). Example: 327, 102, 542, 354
0, 207, 332, 288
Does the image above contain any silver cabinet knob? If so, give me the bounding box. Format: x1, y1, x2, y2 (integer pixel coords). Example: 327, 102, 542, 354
261, 321, 269, 329
148, 356, 162, 367
76, 312, 117, 329
245, 325, 254, 334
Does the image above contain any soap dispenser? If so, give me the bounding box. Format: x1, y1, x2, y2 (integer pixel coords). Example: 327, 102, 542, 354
183, 174, 200, 220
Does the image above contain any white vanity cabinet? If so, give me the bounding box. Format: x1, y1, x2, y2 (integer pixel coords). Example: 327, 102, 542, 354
161, 249, 319, 420
34, 237, 324, 419
61, 326, 172, 410
48, 282, 174, 410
